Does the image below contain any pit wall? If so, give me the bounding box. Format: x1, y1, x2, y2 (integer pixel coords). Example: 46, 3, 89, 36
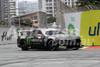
64, 10, 100, 46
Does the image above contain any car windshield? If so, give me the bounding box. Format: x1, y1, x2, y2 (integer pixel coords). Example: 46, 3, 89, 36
45, 30, 65, 36
53, 30, 65, 35
19, 31, 28, 36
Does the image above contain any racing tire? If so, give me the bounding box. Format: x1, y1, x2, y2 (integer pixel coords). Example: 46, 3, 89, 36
66, 40, 73, 50
20, 40, 29, 51
72, 47, 79, 50
47, 40, 56, 51
17, 38, 21, 47
17, 41, 19, 47
72, 42, 80, 50
55, 45, 59, 50
17, 40, 20, 47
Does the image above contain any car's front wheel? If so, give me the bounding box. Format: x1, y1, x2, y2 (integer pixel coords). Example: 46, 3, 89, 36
72, 42, 80, 50
20, 40, 29, 51
72, 47, 79, 50
47, 40, 56, 51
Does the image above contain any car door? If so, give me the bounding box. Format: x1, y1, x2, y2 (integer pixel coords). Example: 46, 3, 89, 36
45, 31, 54, 36
31, 30, 44, 44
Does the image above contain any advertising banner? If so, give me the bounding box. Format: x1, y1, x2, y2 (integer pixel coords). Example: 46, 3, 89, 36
81, 10, 100, 46
64, 10, 100, 46
64, 12, 82, 36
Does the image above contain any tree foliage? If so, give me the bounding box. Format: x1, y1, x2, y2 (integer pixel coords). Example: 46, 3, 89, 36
47, 17, 56, 23
77, 0, 100, 7
23, 19, 31, 23
0, 20, 7, 25
14, 19, 31, 24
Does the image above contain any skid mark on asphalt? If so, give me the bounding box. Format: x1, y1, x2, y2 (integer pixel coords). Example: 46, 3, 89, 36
1, 58, 100, 67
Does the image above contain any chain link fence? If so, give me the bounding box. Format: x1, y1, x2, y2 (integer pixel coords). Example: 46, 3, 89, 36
56, 0, 100, 30
77, 5, 100, 11
56, 0, 77, 30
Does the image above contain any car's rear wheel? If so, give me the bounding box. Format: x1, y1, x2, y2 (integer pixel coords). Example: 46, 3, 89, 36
20, 40, 29, 51
17, 37, 21, 47
47, 40, 56, 51
72, 47, 79, 50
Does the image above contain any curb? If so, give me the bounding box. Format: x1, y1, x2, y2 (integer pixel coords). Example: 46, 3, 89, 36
81, 46, 100, 49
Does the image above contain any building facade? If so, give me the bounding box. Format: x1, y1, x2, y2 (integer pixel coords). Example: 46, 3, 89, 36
18, 1, 38, 15
38, 0, 77, 18
62, 0, 77, 7
0, 0, 16, 25
0, 0, 8, 20
56, 0, 77, 30
13, 11, 47, 28
38, 0, 56, 18
9, 0, 16, 17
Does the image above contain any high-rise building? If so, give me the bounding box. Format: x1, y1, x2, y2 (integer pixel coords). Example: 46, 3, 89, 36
38, 0, 56, 18
62, 0, 77, 7
0, 0, 16, 25
0, 0, 8, 20
9, 0, 16, 17
38, 0, 77, 17
18, 1, 38, 15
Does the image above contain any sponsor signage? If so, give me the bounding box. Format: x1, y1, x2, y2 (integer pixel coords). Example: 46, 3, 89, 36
64, 10, 100, 46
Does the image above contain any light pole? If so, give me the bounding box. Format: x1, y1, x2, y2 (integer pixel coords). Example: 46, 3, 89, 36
18, 0, 20, 28
58, 9, 64, 30
7, 0, 11, 26
18, 9, 20, 28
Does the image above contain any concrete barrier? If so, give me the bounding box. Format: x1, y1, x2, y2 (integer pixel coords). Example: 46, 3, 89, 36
0, 26, 17, 45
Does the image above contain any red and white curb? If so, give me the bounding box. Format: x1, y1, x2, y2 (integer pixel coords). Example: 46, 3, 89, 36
81, 46, 100, 49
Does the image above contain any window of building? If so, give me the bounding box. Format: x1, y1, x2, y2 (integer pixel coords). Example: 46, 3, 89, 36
47, 14, 52, 17
49, 0, 52, 2
46, 7, 48, 9
48, 7, 52, 9
72, 0, 74, 1
46, 0, 48, 2
68, 2, 70, 5
72, 2, 74, 5
54, 7, 56, 9
65, 2, 67, 5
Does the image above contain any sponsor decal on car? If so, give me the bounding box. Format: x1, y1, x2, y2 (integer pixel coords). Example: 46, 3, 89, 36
31, 39, 43, 42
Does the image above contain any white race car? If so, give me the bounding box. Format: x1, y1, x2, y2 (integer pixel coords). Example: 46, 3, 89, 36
17, 28, 82, 51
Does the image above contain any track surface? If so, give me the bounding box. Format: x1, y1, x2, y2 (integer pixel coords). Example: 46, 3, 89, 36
0, 44, 100, 67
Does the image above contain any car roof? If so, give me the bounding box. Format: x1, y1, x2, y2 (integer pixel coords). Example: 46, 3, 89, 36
34, 28, 59, 32
18, 28, 59, 33
18, 30, 33, 32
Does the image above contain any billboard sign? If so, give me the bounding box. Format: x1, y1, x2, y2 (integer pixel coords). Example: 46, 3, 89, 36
64, 10, 100, 46
64, 12, 82, 36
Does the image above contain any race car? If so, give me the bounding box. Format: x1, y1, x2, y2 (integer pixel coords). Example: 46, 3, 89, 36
17, 28, 82, 51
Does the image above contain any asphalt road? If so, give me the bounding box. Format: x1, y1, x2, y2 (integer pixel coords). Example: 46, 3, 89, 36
0, 44, 100, 67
